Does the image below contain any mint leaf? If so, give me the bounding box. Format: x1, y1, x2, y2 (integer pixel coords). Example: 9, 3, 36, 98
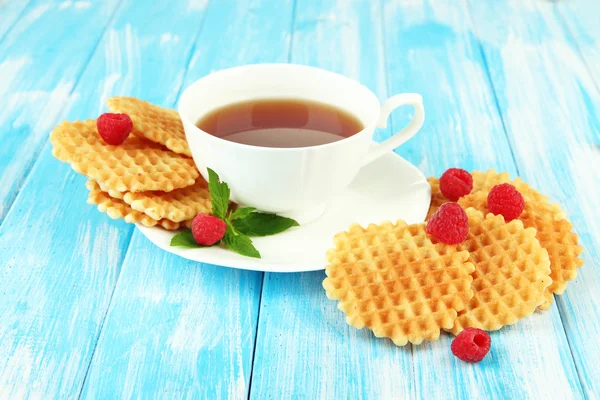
230, 207, 256, 220
170, 231, 203, 248
222, 228, 261, 258
231, 213, 299, 237
207, 168, 230, 220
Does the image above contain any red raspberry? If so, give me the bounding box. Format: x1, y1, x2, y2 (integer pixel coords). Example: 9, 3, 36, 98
97, 113, 133, 145
487, 183, 525, 221
439, 168, 473, 201
426, 203, 469, 244
451, 328, 491, 363
191, 214, 227, 246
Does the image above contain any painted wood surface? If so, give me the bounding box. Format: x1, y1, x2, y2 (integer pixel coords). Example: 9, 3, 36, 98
468, 1, 600, 396
0, 0, 120, 221
0, 0, 32, 41
248, 1, 417, 399
0, 0, 599, 399
556, 0, 600, 90
0, 1, 127, 398
250, 0, 583, 398
81, 1, 295, 399
387, 1, 583, 398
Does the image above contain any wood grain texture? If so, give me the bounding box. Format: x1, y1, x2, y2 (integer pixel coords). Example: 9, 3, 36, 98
388, 1, 583, 398
556, 0, 600, 92
80, 1, 295, 398
0, 0, 597, 397
469, 0, 600, 396
0, 0, 119, 222
249, 1, 416, 399
0, 0, 32, 41
81, 234, 263, 400
0, 1, 127, 398
250, 0, 585, 398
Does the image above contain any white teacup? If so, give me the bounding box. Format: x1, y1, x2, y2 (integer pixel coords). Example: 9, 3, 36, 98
179, 64, 424, 223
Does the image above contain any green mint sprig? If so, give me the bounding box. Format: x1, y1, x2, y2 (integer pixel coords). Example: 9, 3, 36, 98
170, 168, 299, 258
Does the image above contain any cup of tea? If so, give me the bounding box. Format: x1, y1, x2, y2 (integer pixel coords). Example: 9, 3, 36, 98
178, 64, 424, 223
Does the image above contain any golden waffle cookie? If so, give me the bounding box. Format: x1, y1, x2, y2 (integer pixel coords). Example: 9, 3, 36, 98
459, 191, 583, 310
97, 180, 125, 200
323, 221, 475, 346
86, 181, 180, 230
123, 178, 211, 223
50, 120, 198, 193
107, 96, 191, 156
448, 208, 552, 334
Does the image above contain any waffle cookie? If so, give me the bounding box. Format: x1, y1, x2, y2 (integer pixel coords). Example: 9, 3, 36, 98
107, 96, 191, 156
50, 120, 198, 193
448, 208, 552, 334
97, 180, 125, 200
123, 178, 211, 223
323, 221, 475, 346
86, 181, 182, 230
459, 191, 583, 310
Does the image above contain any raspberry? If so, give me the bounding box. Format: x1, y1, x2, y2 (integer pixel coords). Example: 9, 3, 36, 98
487, 183, 525, 221
426, 203, 469, 244
439, 168, 473, 201
451, 328, 491, 363
191, 214, 227, 246
97, 113, 133, 145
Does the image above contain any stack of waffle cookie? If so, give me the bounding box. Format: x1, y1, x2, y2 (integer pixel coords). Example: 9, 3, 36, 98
323, 170, 583, 345
50, 97, 211, 229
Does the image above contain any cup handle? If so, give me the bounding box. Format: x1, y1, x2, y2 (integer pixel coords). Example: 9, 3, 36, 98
363, 93, 425, 166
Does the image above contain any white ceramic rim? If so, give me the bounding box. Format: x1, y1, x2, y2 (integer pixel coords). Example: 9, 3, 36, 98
177, 63, 382, 152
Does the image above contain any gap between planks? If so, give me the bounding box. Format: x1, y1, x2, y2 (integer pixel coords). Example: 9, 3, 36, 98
0, 0, 120, 227
246, 0, 298, 398
73, 1, 215, 398
0, 0, 34, 45
466, 0, 591, 395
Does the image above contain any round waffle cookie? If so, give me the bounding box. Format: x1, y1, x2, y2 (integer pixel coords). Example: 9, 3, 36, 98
323, 221, 475, 346
448, 208, 552, 334
107, 96, 191, 156
86, 181, 181, 230
123, 178, 211, 223
50, 120, 198, 193
459, 191, 583, 310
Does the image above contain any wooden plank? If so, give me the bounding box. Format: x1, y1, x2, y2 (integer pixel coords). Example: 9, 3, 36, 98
0, 1, 127, 397
251, 0, 584, 398
468, 0, 600, 396
386, 1, 583, 398
0, 0, 119, 222
0, 0, 218, 397
248, 1, 417, 399
555, 0, 600, 91
80, 1, 296, 398
0, 0, 32, 41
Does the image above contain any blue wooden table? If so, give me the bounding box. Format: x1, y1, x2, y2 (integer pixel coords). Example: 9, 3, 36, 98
1, 0, 599, 398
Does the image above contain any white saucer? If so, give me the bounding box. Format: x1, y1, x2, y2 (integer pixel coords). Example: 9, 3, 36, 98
137, 152, 431, 273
